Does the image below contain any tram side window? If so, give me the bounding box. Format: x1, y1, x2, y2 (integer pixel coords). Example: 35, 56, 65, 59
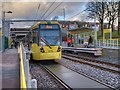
32, 30, 38, 44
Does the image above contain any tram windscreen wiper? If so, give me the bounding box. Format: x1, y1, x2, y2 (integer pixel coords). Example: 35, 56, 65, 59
40, 37, 52, 49
53, 36, 60, 45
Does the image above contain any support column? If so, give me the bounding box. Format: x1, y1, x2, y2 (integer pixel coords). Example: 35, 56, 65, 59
0, 28, 2, 52
75, 34, 79, 45
0, 7, 2, 52
4, 21, 10, 49
2, 10, 5, 52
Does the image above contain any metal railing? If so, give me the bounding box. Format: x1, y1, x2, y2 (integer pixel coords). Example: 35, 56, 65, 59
19, 42, 37, 89
97, 39, 119, 48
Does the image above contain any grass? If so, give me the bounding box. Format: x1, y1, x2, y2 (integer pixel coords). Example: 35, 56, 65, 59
74, 30, 119, 40
97, 30, 119, 39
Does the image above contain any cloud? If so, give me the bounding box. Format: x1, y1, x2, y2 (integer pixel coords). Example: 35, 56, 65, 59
1, 2, 86, 19
2, 2, 49, 19
1, 0, 89, 2
40, 2, 87, 20
0, 2, 87, 27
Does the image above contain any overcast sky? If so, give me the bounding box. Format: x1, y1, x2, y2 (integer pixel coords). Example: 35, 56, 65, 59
2, 2, 87, 20
0, 0, 118, 28
0, 0, 91, 27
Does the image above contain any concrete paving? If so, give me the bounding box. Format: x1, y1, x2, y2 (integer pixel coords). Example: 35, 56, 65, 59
0, 49, 20, 89
45, 64, 109, 88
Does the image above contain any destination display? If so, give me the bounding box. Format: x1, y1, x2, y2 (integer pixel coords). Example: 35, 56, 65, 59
40, 24, 59, 29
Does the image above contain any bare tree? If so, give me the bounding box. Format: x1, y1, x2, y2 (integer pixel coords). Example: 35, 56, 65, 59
85, 0, 119, 35
118, 1, 120, 34
106, 1, 118, 32
85, 1, 107, 36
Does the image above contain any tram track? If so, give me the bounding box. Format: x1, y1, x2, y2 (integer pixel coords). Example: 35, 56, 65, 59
62, 54, 120, 74
29, 61, 71, 89
63, 53, 120, 68
56, 60, 116, 90
30, 60, 111, 89
39, 63, 72, 90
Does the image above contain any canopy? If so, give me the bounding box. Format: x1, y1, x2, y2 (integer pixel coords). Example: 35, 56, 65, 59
68, 27, 94, 34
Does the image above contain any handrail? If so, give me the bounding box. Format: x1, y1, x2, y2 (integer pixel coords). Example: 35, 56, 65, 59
19, 42, 37, 89
97, 39, 120, 48
19, 43, 27, 88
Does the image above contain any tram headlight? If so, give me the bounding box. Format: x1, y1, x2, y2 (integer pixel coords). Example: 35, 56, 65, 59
57, 46, 61, 52
40, 47, 45, 53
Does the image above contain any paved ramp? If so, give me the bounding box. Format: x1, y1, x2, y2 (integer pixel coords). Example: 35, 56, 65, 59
1, 49, 20, 89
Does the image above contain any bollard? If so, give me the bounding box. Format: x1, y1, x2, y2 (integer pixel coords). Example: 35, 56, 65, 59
31, 79, 37, 89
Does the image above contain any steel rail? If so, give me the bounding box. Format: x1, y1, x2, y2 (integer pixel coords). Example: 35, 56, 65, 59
63, 53, 120, 68
29, 61, 114, 89
62, 55, 120, 74
58, 59, 115, 90
39, 64, 72, 90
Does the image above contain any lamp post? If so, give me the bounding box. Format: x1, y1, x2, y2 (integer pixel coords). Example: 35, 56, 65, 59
62, 7, 66, 28
94, 2, 98, 48
108, 5, 112, 47
63, 7, 65, 21
2, 10, 12, 52
94, 14, 98, 48
9, 22, 14, 48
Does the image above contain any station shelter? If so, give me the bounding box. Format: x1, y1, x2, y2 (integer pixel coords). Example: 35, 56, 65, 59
68, 27, 94, 47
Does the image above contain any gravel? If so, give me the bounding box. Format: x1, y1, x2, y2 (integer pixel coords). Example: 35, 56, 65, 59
95, 56, 119, 65
56, 58, 120, 89
63, 54, 119, 71
63, 52, 119, 65
30, 63, 65, 89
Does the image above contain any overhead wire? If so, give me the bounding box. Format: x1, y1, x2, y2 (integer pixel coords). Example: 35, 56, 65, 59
32, 3, 41, 25
34, 3, 41, 20
40, 0, 57, 20
67, 10, 85, 20
43, 0, 64, 20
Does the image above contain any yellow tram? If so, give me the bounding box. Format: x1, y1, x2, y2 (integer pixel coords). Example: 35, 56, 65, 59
30, 21, 62, 60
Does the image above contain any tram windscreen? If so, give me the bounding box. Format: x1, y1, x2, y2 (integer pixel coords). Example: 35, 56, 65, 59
39, 24, 61, 46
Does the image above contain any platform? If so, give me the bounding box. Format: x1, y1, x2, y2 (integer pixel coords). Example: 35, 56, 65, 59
62, 47, 102, 56
0, 49, 20, 89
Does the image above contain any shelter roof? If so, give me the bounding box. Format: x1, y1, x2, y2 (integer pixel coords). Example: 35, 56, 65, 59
68, 27, 94, 34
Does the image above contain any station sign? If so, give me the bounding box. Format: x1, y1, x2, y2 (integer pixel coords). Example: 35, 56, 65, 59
104, 29, 111, 33
0, 31, 3, 36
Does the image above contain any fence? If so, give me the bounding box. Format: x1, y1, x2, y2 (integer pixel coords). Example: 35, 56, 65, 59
97, 39, 119, 48
19, 42, 37, 89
